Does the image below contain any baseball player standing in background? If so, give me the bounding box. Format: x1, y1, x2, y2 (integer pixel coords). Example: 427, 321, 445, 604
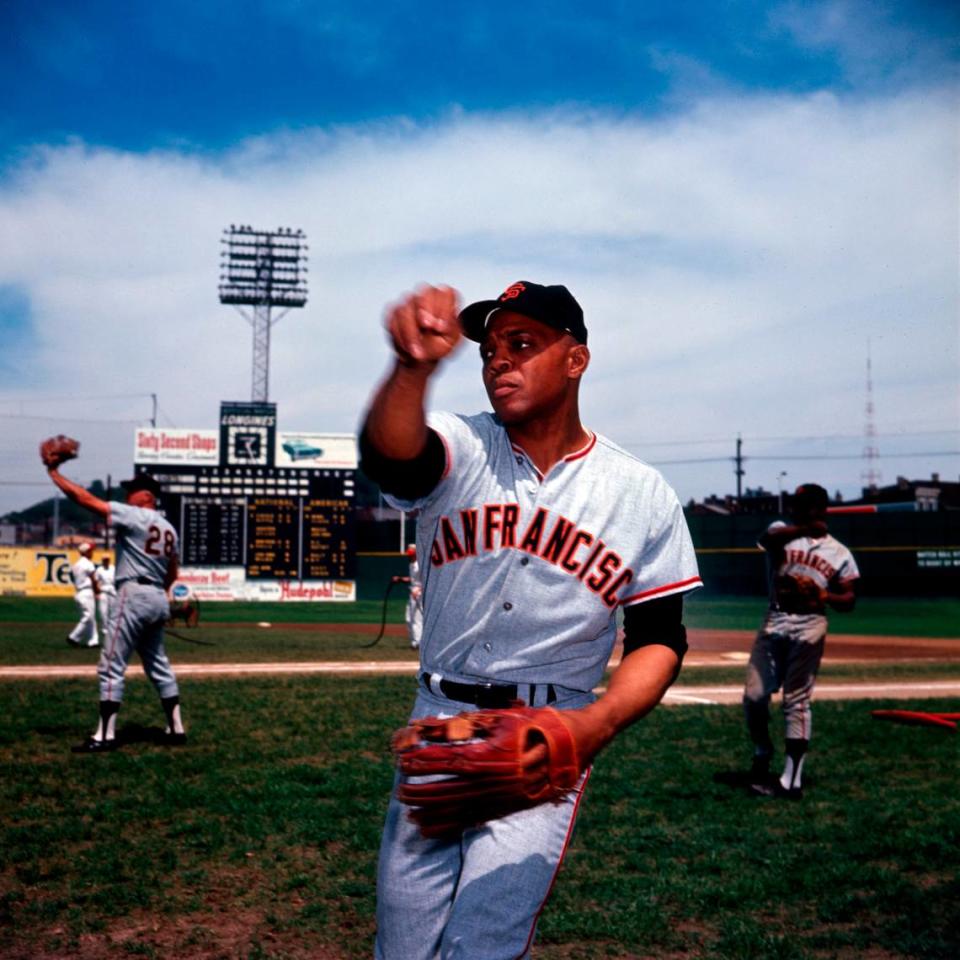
744, 483, 859, 798
94, 554, 118, 637
67, 542, 100, 648
393, 544, 424, 649
360, 281, 702, 959
41, 447, 187, 754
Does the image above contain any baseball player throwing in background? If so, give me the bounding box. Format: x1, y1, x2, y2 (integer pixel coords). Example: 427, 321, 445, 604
360, 281, 702, 959
744, 483, 859, 798
40, 437, 187, 753
67, 542, 100, 648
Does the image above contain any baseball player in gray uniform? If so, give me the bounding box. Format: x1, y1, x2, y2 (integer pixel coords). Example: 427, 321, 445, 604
43, 460, 187, 753
94, 554, 118, 636
744, 483, 859, 798
67, 542, 100, 648
361, 281, 702, 959
393, 544, 424, 649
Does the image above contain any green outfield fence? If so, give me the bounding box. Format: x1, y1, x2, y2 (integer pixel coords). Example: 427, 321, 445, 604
358, 510, 960, 599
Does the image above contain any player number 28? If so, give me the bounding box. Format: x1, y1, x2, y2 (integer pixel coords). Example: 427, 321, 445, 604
145, 526, 175, 557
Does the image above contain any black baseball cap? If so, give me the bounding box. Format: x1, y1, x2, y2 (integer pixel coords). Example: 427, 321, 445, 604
121, 473, 163, 499
792, 483, 829, 511
458, 281, 588, 345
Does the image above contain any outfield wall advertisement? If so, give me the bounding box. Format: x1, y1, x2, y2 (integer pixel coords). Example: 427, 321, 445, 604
0, 548, 354, 601
174, 566, 355, 602
134, 428, 219, 465
0, 547, 114, 597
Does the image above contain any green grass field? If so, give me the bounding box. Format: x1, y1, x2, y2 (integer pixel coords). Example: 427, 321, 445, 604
1, 595, 958, 958
0, 677, 957, 960
1, 596, 957, 672
4, 594, 960, 636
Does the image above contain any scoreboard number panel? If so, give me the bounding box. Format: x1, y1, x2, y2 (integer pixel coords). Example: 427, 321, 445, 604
160, 467, 356, 582
182, 498, 245, 566
303, 498, 352, 579
247, 497, 300, 579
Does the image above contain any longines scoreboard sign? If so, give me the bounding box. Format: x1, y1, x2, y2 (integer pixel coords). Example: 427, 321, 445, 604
132, 403, 357, 596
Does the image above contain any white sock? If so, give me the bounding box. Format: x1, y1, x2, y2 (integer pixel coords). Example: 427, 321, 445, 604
165, 703, 184, 735
93, 711, 118, 742
780, 754, 806, 791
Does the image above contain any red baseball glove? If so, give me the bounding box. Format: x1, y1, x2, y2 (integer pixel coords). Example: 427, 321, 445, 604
392, 703, 581, 838
39, 435, 80, 469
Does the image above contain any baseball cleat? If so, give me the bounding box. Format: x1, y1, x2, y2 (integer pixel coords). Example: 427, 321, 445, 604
86, 640, 100, 648
65, 636, 82, 647
161, 732, 188, 747
71, 737, 118, 754
749, 780, 803, 800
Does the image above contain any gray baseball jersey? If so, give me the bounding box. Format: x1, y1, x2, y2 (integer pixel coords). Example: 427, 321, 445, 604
746, 521, 861, 745
762, 520, 860, 637
384, 411, 702, 691
109, 501, 179, 585
99, 502, 180, 704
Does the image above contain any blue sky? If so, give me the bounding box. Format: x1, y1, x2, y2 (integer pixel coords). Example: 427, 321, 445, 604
3, 0, 956, 153
0, 0, 957, 514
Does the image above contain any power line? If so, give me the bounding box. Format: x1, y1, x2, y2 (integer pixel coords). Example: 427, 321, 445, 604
0, 392, 156, 403
749, 452, 959, 462
156, 405, 179, 428
0, 413, 146, 425
647, 451, 960, 467
623, 427, 960, 449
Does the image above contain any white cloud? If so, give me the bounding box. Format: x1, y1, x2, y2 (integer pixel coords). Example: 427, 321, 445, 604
1, 89, 957, 514
770, 0, 960, 89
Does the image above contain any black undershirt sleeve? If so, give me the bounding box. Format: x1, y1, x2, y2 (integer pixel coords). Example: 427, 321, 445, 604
358, 426, 447, 501
622, 593, 688, 664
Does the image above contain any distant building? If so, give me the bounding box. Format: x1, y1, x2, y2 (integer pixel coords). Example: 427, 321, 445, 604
686, 472, 959, 516
688, 486, 808, 516
857, 473, 960, 511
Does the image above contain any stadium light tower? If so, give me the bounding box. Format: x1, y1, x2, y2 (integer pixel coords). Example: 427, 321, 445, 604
219, 225, 309, 402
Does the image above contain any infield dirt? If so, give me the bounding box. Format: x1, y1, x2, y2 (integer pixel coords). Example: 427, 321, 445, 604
4, 625, 958, 705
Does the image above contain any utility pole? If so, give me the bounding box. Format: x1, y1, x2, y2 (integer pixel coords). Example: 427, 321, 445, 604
861, 341, 881, 492
777, 470, 788, 514
105, 473, 112, 549
734, 434, 745, 501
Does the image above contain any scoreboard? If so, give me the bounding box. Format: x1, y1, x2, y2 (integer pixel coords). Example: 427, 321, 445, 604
151, 467, 356, 582
133, 402, 358, 598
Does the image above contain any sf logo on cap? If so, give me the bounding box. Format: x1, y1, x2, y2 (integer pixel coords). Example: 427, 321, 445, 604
499, 282, 525, 301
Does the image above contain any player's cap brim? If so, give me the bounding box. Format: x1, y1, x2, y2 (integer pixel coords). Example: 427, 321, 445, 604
458, 300, 504, 341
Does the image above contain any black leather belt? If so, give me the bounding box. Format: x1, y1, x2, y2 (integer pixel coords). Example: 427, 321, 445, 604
421, 673, 557, 708
118, 577, 163, 588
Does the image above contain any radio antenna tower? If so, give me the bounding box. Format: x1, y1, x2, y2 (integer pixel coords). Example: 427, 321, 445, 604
861, 340, 881, 491
219, 225, 309, 402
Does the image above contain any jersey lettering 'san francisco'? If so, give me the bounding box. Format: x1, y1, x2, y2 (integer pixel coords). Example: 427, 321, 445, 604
429, 502, 631, 608
385, 411, 703, 691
